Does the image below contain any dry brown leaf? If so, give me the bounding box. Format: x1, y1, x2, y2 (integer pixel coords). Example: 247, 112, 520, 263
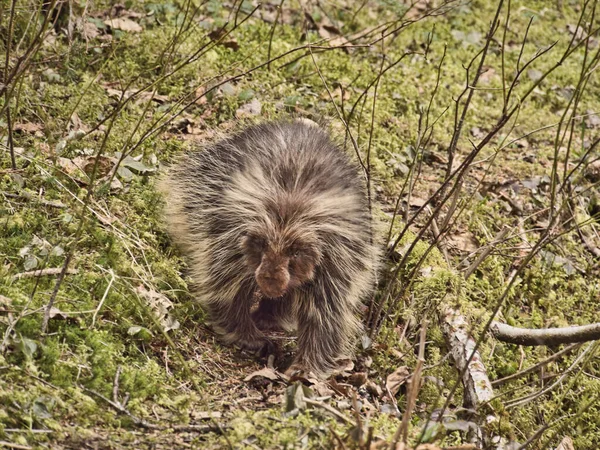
447, 231, 479, 254
14, 122, 44, 134
104, 18, 143, 33
56, 157, 82, 176
312, 381, 335, 397
385, 366, 410, 396
366, 381, 383, 398
406, 196, 427, 208
556, 436, 575, 450
244, 367, 280, 382
82, 21, 100, 40
346, 372, 368, 387
135, 285, 180, 332
235, 99, 262, 118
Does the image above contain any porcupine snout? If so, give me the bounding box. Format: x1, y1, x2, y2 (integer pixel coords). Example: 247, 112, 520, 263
255, 252, 291, 298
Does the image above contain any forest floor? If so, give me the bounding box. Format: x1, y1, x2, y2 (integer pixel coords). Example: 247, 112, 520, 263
1, 0, 600, 449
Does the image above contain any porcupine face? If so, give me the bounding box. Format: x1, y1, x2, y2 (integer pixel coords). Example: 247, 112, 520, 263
241, 231, 322, 299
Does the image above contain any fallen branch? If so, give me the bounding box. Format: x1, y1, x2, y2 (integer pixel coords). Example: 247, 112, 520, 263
490, 321, 600, 346
441, 307, 494, 409
0, 441, 32, 450
437, 305, 500, 448
13, 268, 78, 280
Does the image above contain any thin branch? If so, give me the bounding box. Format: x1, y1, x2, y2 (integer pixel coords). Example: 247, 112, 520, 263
491, 321, 600, 346
13, 268, 78, 280
491, 343, 582, 387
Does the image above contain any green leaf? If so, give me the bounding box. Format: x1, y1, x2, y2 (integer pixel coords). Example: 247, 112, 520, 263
33, 396, 55, 419
18, 337, 38, 359
24, 255, 38, 270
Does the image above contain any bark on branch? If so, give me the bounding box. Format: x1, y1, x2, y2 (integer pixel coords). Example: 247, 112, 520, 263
490, 321, 600, 346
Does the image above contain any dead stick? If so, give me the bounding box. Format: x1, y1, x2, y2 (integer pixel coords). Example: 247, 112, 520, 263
13, 268, 78, 280
491, 321, 600, 346
464, 227, 510, 279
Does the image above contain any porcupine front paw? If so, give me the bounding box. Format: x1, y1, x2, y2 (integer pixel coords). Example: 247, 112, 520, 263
221, 328, 275, 354
285, 361, 326, 380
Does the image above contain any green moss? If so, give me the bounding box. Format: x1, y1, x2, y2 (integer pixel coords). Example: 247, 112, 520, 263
2, 0, 600, 447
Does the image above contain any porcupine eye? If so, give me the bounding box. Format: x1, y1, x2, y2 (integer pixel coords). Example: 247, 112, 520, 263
286, 242, 321, 287
241, 234, 268, 269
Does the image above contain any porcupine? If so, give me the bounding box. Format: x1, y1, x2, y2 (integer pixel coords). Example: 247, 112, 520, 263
159, 120, 380, 378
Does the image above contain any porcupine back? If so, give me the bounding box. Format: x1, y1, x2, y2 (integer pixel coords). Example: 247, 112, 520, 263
159, 120, 379, 348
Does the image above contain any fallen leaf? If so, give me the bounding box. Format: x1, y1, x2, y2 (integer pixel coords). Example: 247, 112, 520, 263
82, 21, 100, 40
470, 126, 486, 139
244, 367, 280, 382
69, 112, 87, 132
346, 372, 368, 387
366, 381, 383, 398
23, 255, 38, 270
32, 397, 55, 419
385, 366, 410, 396
117, 166, 134, 183
127, 325, 153, 339
312, 381, 335, 397
556, 436, 575, 450
446, 231, 479, 253
13, 122, 44, 134
135, 285, 180, 332
235, 98, 262, 118
122, 158, 156, 175
48, 307, 68, 320
567, 23, 585, 41
451, 30, 482, 47
328, 378, 351, 396
585, 110, 600, 129
284, 382, 314, 412
221, 39, 239, 51
539, 250, 576, 275
104, 18, 143, 33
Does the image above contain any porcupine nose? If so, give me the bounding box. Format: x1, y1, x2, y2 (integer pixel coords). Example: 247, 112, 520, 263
256, 268, 289, 298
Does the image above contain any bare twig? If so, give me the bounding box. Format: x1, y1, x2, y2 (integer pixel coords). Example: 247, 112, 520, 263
492, 343, 582, 387
0, 441, 32, 450
505, 342, 597, 409
390, 320, 428, 448
0, 191, 67, 209
491, 321, 600, 346
304, 398, 354, 425
13, 268, 78, 280
267, 0, 285, 70
464, 227, 510, 279
83, 386, 225, 433
91, 269, 115, 328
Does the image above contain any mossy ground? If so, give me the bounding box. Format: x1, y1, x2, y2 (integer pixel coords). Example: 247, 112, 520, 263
1, 0, 600, 448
